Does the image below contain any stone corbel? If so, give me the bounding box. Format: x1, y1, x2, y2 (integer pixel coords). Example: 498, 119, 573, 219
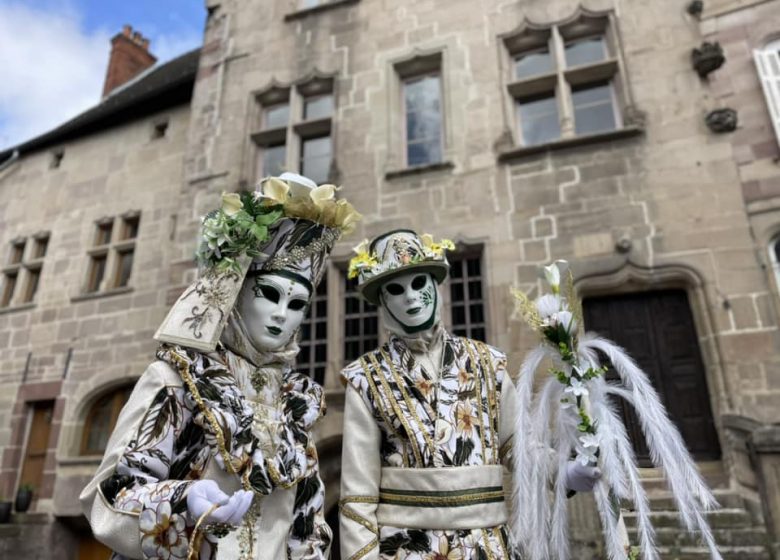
692, 41, 726, 78
705, 108, 738, 133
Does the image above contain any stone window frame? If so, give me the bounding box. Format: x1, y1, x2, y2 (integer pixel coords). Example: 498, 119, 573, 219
0, 231, 50, 312
385, 48, 455, 179
754, 38, 780, 150
248, 75, 336, 185
497, 9, 643, 160
76, 211, 141, 299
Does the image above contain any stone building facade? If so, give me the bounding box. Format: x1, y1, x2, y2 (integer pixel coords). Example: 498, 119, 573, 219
1, 0, 780, 558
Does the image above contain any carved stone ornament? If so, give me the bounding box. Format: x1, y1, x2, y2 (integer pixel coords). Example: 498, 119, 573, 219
686, 0, 703, 16
692, 42, 725, 78
705, 108, 738, 133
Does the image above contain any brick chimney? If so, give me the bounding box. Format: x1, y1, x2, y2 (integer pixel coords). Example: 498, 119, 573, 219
102, 25, 157, 97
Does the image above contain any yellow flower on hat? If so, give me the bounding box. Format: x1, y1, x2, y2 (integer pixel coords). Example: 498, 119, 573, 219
348, 239, 378, 279
420, 233, 455, 256
309, 184, 337, 208
221, 192, 243, 216
260, 177, 290, 205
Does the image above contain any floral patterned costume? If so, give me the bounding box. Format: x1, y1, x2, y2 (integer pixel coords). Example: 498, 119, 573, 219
80, 345, 331, 560
339, 330, 521, 560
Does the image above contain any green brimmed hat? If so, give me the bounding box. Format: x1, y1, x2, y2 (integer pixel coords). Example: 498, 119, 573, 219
348, 229, 453, 305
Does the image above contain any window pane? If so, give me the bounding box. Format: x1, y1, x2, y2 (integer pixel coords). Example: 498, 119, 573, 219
572, 83, 617, 136
407, 140, 442, 167
95, 223, 112, 246
449, 251, 486, 341
343, 275, 379, 363
264, 104, 289, 129
33, 237, 49, 259
262, 144, 287, 177
122, 216, 140, 240
304, 95, 334, 120
517, 94, 561, 146
404, 75, 442, 166
301, 136, 332, 184
116, 251, 134, 287
299, 272, 328, 383
22, 269, 40, 303
565, 36, 607, 68
10, 241, 25, 264
515, 49, 554, 79
1, 273, 17, 306
84, 397, 113, 453
774, 239, 780, 264
88, 255, 107, 292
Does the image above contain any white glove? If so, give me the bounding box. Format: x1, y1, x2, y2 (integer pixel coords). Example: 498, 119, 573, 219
187, 480, 254, 526
564, 461, 601, 492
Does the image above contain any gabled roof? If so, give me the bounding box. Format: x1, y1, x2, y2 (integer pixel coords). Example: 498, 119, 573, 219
0, 48, 200, 164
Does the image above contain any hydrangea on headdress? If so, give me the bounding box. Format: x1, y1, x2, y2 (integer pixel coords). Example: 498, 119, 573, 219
155, 173, 361, 351
349, 229, 453, 305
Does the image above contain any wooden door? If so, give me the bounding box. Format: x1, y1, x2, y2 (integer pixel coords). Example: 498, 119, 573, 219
583, 290, 721, 464
78, 538, 112, 560
18, 400, 54, 491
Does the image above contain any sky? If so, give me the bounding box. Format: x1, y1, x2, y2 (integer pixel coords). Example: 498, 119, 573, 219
0, 0, 205, 150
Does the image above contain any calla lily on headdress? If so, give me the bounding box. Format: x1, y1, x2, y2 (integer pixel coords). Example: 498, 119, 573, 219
221, 192, 243, 216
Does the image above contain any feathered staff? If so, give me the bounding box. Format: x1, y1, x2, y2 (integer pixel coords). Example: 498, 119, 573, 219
510, 260, 721, 560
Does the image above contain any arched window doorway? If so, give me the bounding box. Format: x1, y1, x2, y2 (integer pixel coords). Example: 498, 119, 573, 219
80, 384, 133, 455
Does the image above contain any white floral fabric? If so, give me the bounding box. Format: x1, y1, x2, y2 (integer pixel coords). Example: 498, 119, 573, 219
85, 344, 331, 560
339, 331, 520, 560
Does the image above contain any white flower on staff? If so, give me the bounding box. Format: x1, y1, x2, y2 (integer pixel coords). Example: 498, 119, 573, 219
564, 377, 588, 397
535, 294, 561, 318
543, 262, 561, 290
552, 310, 577, 333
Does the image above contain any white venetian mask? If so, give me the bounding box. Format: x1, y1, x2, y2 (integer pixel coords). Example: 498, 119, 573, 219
379, 272, 438, 333
237, 273, 310, 351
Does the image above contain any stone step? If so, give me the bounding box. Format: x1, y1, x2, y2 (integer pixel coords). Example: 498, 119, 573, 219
638, 492, 745, 511
627, 527, 770, 547
654, 545, 770, 560
622, 509, 753, 530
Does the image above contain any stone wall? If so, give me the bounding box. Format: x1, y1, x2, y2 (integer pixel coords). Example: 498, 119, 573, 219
0, 104, 191, 507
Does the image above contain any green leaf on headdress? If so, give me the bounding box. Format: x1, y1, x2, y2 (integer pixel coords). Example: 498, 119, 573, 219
255, 209, 282, 226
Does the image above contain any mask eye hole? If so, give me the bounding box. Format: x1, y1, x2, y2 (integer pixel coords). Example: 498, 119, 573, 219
385, 283, 404, 296
288, 298, 307, 311
411, 275, 427, 290
255, 284, 280, 303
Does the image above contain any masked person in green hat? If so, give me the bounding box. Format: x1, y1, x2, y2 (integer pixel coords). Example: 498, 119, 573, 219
338, 230, 600, 560
80, 173, 360, 560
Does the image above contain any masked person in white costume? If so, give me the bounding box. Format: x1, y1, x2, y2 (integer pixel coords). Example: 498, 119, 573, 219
80, 173, 360, 560
339, 230, 600, 560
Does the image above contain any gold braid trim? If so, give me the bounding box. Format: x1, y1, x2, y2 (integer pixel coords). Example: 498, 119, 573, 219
494, 526, 510, 559
359, 357, 405, 447
349, 538, 379, 560
481, 528, 497, 560
339, 496, 380, 560
188, 503, 220, 560
463, 340, 489, 464
476, 342, 499, 464
367, 353, 424, 467
380, 348, 437, 461
167, 348, 246, 476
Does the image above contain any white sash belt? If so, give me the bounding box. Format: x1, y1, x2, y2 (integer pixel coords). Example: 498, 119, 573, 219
376, 465, 508, 530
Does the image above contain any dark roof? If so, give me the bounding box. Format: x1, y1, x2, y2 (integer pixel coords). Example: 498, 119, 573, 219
0, 48, 200, 163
